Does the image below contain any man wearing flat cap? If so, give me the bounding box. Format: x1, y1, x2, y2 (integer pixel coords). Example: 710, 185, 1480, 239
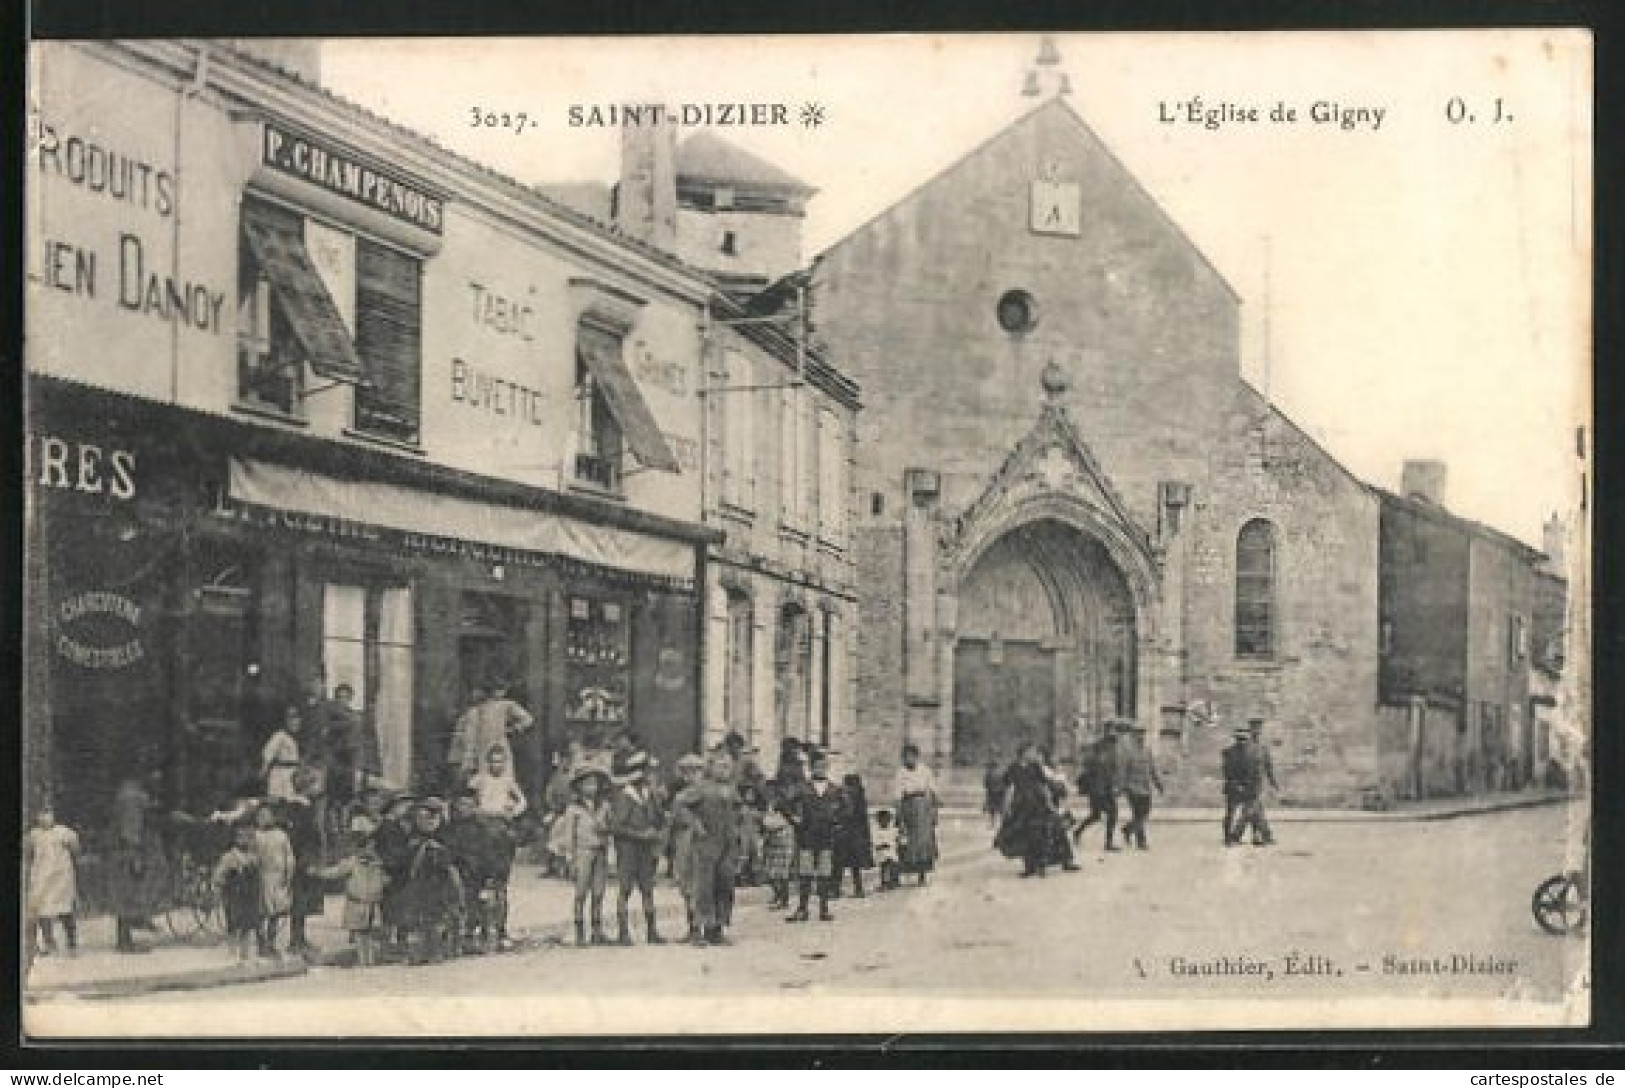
1221, 727, 1253, 846
1073, 721, 1123, 852
610, 751, 669, 945
1241, 716, 1278, 846
1118, 723, 1163, 850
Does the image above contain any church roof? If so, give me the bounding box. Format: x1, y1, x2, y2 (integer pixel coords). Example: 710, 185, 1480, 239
677, 131, 814, 193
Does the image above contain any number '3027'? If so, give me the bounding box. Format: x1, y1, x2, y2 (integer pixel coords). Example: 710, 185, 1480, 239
469, 108, 533, 135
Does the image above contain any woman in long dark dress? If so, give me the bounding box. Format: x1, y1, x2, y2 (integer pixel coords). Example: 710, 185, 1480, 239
996, 744, 1060, 878
106, 775, 168, 951
833, 773, 875, 897
893, 744, 940, 884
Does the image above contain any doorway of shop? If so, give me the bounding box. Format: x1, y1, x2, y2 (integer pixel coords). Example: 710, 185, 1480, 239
456, 591, 535, 788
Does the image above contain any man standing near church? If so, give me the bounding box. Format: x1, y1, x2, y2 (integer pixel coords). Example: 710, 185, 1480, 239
1073, 723, 1122, 852
1221, 727, 1252, 845
1242, 715, 1279, 846
1118, 723, 1162, 850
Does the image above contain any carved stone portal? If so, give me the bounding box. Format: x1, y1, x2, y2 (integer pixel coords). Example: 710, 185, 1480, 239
912, 372, 1163, 767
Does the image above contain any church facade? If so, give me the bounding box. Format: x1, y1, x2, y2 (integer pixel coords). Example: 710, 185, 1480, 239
811, 100, 1385, 803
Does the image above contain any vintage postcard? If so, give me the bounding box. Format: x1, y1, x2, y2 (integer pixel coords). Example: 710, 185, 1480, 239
21, 30, 1591, 1038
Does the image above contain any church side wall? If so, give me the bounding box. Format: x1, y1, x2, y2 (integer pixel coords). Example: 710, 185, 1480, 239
1170, 389, 1383, 806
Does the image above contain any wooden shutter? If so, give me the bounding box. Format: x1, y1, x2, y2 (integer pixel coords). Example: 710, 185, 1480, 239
354, 238, 422, 442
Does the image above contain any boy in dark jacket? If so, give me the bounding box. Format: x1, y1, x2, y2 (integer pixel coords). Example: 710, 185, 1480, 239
785, 751, 843, 923
609, 753, 668, 946
441, 791, 512, 952
398, 800, 464, 965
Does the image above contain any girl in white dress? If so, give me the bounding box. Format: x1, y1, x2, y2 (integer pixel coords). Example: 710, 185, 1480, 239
26, 806, 80, 955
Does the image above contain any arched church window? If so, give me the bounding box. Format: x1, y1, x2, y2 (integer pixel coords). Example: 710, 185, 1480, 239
1235, 518, 1277, 658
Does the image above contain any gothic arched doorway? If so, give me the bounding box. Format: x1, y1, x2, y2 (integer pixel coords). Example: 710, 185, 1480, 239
951, 518, 1136, 766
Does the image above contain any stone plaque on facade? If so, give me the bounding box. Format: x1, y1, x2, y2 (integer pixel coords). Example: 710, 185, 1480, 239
1030, 178, 1082, 236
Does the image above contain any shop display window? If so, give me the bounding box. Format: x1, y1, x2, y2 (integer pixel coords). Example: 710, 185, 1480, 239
564, 594, 630, 746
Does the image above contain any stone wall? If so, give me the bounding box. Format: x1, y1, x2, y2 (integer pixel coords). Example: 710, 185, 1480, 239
1170, 385, 1383, 806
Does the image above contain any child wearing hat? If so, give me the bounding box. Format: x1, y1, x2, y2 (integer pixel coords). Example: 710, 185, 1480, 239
312, 815, 389, 967
399, 799, 464, 965
611, 751, 670, 946
560, 765, 614, 946
784, 750, 843, 923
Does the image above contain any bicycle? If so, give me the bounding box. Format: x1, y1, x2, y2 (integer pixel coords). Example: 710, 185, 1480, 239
162, 849, 226, 940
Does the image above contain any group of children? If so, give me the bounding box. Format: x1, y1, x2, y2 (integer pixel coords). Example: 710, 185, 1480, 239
544, 736, 915, 950
210, 744, 527, 968
23, 734, 926, 969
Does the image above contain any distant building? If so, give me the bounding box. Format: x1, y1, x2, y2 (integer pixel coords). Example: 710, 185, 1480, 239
1377, 463, 1561, 799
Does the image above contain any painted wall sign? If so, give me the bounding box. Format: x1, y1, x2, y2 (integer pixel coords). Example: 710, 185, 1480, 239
32, 435, 137, 499
32, 231, 225, 335
31, 111, 176, 219
469, 281, 536, 341
450, 358, 547, 426
629, 339, 688, 396
262, 124, 444, 234
54, 590, 145, 669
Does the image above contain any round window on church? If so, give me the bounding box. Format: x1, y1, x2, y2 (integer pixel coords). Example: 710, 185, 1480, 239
996, 290, 1039, 335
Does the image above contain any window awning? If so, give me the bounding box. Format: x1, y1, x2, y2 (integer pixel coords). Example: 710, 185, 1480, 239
227, 458, 696, 586
577, 323, 681, 473
241, 201, 366, 385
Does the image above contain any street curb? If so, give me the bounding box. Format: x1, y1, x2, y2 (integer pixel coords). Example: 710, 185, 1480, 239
938, 792, 1575, 823
26, 958, 310, 1001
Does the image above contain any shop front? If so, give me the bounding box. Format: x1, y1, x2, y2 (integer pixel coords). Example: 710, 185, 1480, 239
26, 376, 712, 835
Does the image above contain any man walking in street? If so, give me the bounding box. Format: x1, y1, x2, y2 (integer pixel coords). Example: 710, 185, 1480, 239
1242, 716, 1279, 846
609, 752, 668, 945
1118, 724, 1163, 850
1073, 723, 1122, 852
1221, 727, 1251, 845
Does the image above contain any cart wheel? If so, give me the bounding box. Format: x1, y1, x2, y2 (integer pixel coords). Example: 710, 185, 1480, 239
1532, 873, 1586, 935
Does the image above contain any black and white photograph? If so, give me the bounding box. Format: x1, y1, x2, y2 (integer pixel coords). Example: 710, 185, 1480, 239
21, 29, 1592, 1037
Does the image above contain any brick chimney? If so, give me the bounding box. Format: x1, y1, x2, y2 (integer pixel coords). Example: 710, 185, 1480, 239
1543, 513, 1567, 566
614, 113, 677, 253
1400, 460, 1447, 507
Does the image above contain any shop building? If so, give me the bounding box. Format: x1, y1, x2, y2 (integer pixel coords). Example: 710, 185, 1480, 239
26, 40, 729, 826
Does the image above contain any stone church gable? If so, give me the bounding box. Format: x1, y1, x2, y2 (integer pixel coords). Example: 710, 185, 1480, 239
815, 97, 1245, 541
819, 98, 1238, 307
